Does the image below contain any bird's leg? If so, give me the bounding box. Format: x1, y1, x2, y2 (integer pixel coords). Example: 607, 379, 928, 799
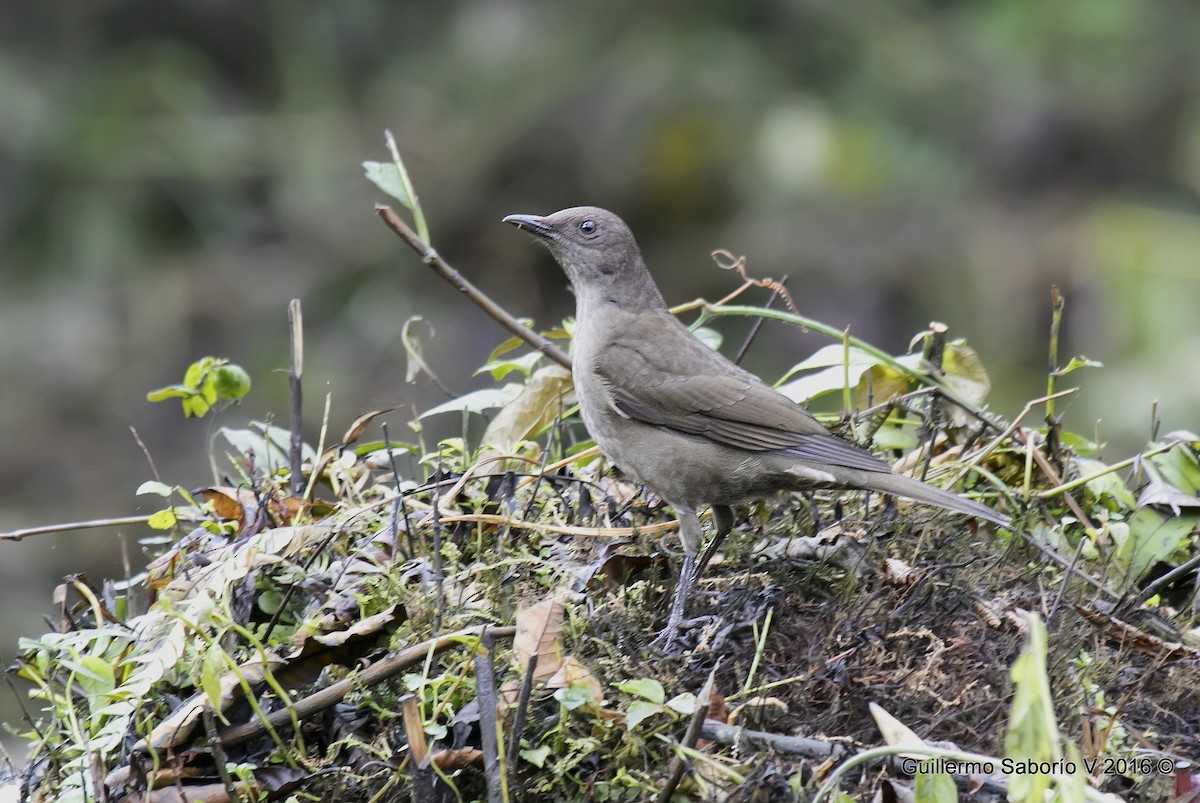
692, 504, 734, 586
656, 551, 695, 650
805, 492, 821, 531
653, 508, 703, 650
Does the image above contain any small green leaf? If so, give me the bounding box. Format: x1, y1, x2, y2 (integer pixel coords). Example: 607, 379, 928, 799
182, 395, 211, 418
624, 700, 662, 731
200, 644, 226, 717
72, 656, 116, 697
257, 587, 284, 615
424, 722, 448, 740
520, 745, 552, 768
199, 374, 219, 406
914, 771, 958, 802
1004, 614, 1057, 803
615, 678, 665, 704
214, 364, 251, 400
665, 692, 697, 715
1076, 458, 1136, 509
136, 481, 175, 497
555, 684, 594, 711
147, 509, 177, 530
362, 161, 414, 207
183, 357, 214, 390
692, 326, 724, 351
146, 384, 193, 402
487, 333, 533, 363
1052, 355, 1103, 377
476, 351, 543, 381
871, 420, 921, 452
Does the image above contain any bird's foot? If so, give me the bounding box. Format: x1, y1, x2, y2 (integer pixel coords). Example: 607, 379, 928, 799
650, 615, 719, 653
649, 623, 682, 654
651, 558, 695, 653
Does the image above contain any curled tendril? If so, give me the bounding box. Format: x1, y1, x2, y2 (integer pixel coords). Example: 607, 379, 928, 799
709, 249, 798, 313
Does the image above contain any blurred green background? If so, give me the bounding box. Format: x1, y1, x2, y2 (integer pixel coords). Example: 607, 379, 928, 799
3, 0, 1200, 761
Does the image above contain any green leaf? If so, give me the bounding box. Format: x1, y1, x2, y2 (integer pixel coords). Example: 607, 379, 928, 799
214, 364, 251, 400
1052, 355, 1103, 377
136, 481, 175, 497
1116, 509, 1196, 588
615, 678, 665, 704
147, 509, 177, 530
692, 326, 724, 351
855, 361, 921, 411
200, 644, 226, 719
420, 385, 524, 418
145, 384, 193, 402
914, 771, 958, 802
1075, 458, 1136, 509
362, 161, 413, 207
520, 745, 552, 768
1148, 444, 1200, 495
777, 345, 886, 401
183, 357, 215, 390
624, 700, 662, 731
71, 656, 116, 698
487, 332, 535, 363
1057, 430, 1103, 456
1057, 742, 1089, 803
257, 587, 284, 615
219, 426, 293, 476
941, 342, 991, 407
199, 374, 218, 405
665, 692, 697, 715
1004, 614, 1057, 803
871, 420, 921, 452
476, 351, 543, 381
182, 395, 211, 418
555, 683, 594, 711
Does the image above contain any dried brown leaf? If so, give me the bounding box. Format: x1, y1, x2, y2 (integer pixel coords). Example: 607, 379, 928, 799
482, 365, 574, 453
513, 592, 569, 681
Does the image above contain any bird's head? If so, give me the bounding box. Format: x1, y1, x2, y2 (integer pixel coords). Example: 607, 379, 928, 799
503, 206, 645, 288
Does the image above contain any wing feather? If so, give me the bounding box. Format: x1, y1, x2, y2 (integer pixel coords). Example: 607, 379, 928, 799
594, 320, 891, 474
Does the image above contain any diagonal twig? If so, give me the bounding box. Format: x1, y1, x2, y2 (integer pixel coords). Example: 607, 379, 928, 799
376, 205, 571, 369
655, 659, 721, 802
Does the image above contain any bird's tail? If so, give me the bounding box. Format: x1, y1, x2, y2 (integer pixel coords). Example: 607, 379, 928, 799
839, 469, 1010, 528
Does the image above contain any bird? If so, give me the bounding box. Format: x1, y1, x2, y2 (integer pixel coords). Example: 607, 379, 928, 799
503, 206, 1009, 648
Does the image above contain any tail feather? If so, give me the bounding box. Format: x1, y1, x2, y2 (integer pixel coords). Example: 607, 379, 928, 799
840, 469, 1010, 528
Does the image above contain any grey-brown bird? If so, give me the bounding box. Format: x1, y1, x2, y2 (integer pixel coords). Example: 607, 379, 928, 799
504, 206, 1009, 647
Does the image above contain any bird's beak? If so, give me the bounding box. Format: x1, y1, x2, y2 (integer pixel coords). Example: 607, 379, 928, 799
502, 213, 555, 240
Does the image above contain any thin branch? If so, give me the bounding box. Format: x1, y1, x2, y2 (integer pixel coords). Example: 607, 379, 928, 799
733, 275, 789, 365
214, 625, 516, 749
655, 660, 720, 803
699, 720, 847, 759
474, 629, 507, 803
376, 205, 571, 369
1, 515, 158, 542
507, 654, 538, 760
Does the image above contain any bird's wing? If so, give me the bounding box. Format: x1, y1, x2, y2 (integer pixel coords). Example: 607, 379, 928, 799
592, 316, 891, 474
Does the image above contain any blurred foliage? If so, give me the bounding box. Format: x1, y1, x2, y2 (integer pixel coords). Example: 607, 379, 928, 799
2, 0, 1200, 758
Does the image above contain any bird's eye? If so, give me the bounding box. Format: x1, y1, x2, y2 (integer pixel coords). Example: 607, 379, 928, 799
579, 220, 597, 235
